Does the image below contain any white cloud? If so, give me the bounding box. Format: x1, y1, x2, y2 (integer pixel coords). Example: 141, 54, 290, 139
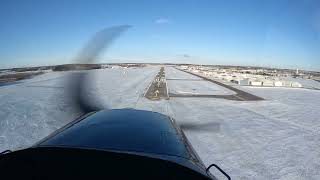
154, 18, 170, 24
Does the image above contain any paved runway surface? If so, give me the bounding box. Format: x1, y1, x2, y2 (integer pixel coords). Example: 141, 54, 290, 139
144, 67, 168, 100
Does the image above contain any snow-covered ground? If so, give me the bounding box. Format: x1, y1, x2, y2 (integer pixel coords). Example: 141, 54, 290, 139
166, 67, 202, 80
284, 77, 320, 89
1, 66, 320, 180
167, 80, 236, 95
166, 67, 236, 95
0, 66, 159, 151
168, 89, 320, 180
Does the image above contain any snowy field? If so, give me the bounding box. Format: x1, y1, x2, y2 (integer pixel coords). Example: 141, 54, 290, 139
0, 66, 159, 151
166, 67, 202, 80
1, 66, 320, 179
166, 67, 235, 95
167, 80, 236, 95
284, 77, 320, 89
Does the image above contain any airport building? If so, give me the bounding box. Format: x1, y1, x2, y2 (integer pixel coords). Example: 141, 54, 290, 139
181, 65, 304, 89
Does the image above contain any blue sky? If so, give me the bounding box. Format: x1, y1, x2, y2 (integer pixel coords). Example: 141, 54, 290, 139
0, 0, 319, 70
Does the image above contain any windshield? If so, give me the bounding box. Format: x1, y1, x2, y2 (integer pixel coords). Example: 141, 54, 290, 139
0, 0, 319, 179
